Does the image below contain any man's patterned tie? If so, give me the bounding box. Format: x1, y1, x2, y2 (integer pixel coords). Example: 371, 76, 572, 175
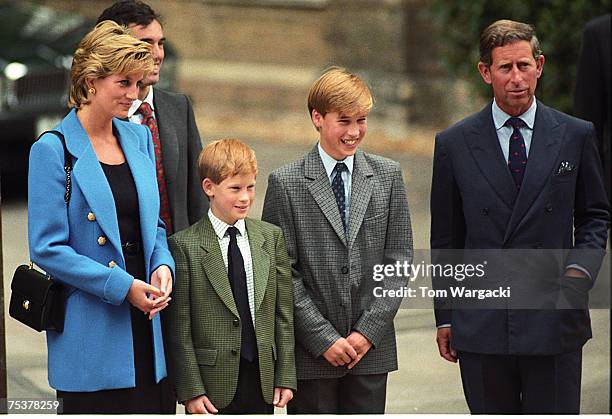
506, 117, 528, 190
332, 162, 348, 234
138, 102, 173, 234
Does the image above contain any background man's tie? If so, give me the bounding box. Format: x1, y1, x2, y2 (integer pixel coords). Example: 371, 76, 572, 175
138, 102, 173, 234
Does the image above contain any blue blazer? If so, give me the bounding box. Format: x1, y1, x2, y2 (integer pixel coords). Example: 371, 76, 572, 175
28, 108, 176, 391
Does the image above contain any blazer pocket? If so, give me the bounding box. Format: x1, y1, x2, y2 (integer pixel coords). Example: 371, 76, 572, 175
364, 211, 387, 222
552, 175, 576, 185
552, 167, 577, 184
194, 348, 218, 366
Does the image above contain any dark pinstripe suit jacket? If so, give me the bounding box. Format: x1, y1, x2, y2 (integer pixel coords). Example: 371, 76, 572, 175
431, 102, 610, 355
262, 145, 413, 379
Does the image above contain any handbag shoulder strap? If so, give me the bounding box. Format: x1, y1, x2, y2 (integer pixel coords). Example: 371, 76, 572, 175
36, 130, 72, 205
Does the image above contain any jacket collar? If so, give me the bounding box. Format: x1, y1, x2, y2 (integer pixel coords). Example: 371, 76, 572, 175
304, 145, 374, 248
57, 109, 158, 265
197, 216, 271, 317
463, 101, 565, 242
503, 101, 564, 241
465, 102, 518, 210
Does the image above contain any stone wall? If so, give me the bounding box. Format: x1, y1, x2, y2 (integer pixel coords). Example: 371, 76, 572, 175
41, 0, 480, 143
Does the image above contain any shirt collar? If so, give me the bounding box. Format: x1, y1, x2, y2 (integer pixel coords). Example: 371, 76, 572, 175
317, 142, 354, 178
128, 86, 155, 118
208, 208, 246, 239
492, 97, 537, 130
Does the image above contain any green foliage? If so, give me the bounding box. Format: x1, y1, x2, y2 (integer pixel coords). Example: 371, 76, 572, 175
428, 0, 611, 113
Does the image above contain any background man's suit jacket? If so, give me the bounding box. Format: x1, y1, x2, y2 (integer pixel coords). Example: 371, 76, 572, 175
574, 14, 611, 200
154, 88, 208, 232
166, 216, 296, 408
431, 101, 610, 355
262, 146, 413, 379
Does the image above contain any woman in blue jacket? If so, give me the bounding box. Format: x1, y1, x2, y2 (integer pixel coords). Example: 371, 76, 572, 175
28, 21, 175, 413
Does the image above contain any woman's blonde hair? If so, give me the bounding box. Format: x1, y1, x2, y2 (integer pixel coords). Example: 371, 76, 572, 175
69, 20, 153, 108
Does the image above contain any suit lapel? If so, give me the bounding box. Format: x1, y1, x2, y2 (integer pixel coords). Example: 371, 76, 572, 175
503, 103, 564, 241
245, 219, 270, 313
115, 120, 158, 267
153, 90, 179, 199
347, 150, 373, 248
465, 105, 517, 210
305, 146, 348, 246
198, 217, 239, 317
61, 110, 122, 257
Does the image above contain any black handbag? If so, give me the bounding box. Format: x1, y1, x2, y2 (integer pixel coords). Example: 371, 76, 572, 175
9, 130, 71, 333
9, 264, 65, 332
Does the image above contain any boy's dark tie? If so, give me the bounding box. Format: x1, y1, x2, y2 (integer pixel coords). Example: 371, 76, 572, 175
226, 226, 256, 361
332, 162, 348, 233
138, 102, 173, 234
506, 117, 528, 190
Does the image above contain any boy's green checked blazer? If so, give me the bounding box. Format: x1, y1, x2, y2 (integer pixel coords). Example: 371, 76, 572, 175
165, 216, 296, 408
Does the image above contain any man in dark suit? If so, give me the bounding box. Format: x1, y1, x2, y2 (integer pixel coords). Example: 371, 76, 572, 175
97, 1, 207, 234
574, 14, 611, 200
431, 19, 609, 414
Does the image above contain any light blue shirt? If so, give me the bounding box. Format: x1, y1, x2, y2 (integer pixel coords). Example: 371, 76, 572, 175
492, 98, 537, 162
318, 142, 353, 224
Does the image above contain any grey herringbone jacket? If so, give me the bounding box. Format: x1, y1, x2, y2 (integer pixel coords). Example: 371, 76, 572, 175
262, 145, 413, 379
